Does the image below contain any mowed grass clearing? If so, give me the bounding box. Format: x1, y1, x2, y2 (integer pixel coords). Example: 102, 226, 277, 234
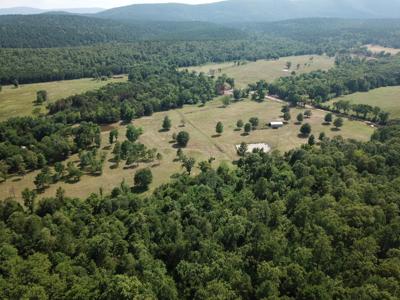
326, 86, 400, 119
0, 76, 128, 121
365, 44, 400, 55
0, 98, 374, 202
184, 55, 335, 88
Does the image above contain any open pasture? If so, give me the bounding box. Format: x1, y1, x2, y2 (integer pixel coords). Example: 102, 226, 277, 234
0, 97, 374, 201
366, 44, 400, 55
0, 76, 128, 121
184, 55, 335, 88
326, 86, 400, 119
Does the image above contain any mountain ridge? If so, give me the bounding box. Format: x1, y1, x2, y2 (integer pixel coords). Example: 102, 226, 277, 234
97, 0, 400, 23
0, 6, 104, 15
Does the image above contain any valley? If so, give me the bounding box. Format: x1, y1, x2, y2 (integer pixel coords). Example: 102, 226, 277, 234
0, 1, 400, 299
0, 76, 128, 121
0, 96, 373, 201
184, 55, 334, 88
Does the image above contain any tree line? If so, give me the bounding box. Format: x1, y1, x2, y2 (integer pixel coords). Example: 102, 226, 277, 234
268, 55, 400, 123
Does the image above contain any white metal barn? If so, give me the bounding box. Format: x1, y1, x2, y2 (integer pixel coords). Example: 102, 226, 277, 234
269, 121, 284, 128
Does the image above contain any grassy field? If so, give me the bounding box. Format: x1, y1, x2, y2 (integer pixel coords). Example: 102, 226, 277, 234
366, 44, 400, 55
326, 86, 400, 119
184, 55, 335, 88
0, 97, 374, 202
0, 76, 128, 121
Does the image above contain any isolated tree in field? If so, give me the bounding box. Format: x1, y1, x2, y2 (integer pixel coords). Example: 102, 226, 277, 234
283, 112, 291, 123
34, 167, 52, 191
319, 132, 326, 141
300, 123, 312, 137
36, 90, 48, 105
297, 113, 304, 124
236, 120, 244, 130
109, 129, 118, 144
334, 117, 344, 130
134, 168, 153, 190
244, 123, 252, 135
112, 141, 122, 167
221, 96, 231, 107
237, 142, 248, 156
126, 125, 143, 142
286, 61, 292, 69
182, 156, 196, 175
67, 162, 82, 183
308, 134, 316, 146
170, 132, 177, 143
281, 105, 290, 114
176, 148, 184, 161
216, 122, 224, 136
324, 113, 333, 124
22, 188, 37, 214
162, 116, 172, 131
13, 79, 19, 88
54, 162, 65, 182
177, 131, 190, 147
304, 110, 312, 118
156, 153, 163, 165
249, 117, 259, 129
233, 89, 242, 101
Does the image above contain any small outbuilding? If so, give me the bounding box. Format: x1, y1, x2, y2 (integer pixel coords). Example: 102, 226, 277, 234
269, 121, 284, 129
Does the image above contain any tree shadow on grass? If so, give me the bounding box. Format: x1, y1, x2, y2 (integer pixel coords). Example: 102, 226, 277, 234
158, 129, 170, 133
132, 186, 148, 194
241, 133, 250, 137
123, 165, 138, 170
331, 127, 341, 132
212, 134, 221, 138
297, 134, 309, 139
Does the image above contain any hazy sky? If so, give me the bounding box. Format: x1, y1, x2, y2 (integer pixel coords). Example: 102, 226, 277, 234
0, 0, 221, 9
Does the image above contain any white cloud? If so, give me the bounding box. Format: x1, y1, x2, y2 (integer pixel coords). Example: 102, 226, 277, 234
0, 0, 222, 9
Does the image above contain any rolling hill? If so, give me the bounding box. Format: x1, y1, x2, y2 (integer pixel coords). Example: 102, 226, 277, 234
0, 14, 245, 48
0, 6, 104, 15
97, 0, 400, 23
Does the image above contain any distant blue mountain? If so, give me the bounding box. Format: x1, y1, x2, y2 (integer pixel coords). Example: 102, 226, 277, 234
0, 6, 104, 15
97, 0, 400, 23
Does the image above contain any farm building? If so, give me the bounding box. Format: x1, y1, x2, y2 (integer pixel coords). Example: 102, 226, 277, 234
269, 121, 284, 128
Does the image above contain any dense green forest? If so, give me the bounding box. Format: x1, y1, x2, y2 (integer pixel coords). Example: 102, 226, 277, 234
1, 17, 400, 84
0, 15, 244, 48
1, 124, 400, 299
238, 18, 400, 49
269, 55, 400, 110
0, 39, 315, 84
0, 65, 217, 177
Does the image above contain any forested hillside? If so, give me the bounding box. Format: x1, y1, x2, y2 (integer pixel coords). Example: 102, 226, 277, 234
237, 18, 400, 49
0, 38, 316, 84
0, 15, 244, 48
1, 124, 400, 299
97, 0, 400, 22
